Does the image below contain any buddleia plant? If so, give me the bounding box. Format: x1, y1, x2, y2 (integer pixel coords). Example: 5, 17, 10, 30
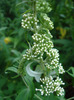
19, 0, 65, 98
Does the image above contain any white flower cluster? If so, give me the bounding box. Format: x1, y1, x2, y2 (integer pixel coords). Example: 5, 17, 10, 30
23, 32, 65, 73
21, 13, 39, 31
22, 0, 65, 97
36, 0, 52, 13
45, 49, 59, 69
58, 63, 65, 74
23, 32, 54, 61
40, 13, 54, 30
36, 76, 65, 96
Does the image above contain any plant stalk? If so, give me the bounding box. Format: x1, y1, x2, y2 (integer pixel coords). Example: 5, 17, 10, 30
67, 96, 74, 100
35, 94, 42, 100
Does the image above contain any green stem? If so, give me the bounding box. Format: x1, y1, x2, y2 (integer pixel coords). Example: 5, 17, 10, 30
35, 94, 42, 100
33, 0, 36, 16
18, 58, 28, 87
18, 58, 25, 74
67, 96, 74, 100
31, 0, 37, 33
21, 76, 29, 88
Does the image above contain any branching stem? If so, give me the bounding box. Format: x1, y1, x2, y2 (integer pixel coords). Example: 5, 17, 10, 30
35, 94, 42, 100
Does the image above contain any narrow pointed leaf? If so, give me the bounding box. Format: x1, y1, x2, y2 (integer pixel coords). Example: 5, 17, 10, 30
5, 67, 18, 74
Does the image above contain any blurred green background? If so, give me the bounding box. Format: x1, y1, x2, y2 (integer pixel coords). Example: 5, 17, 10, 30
0, 0, 74, 100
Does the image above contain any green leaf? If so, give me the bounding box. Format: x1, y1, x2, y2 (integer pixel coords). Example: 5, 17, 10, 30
58, 96, 66, 100
44, 94, 59, 100
0, 90, 4, 100
53, 39, 71, 46
12, 57, 20, 63
0, 76, 7, 89
23, 74, 35, 99
0, 97, 3, 100
5, 67, 18, 74
11, 50, 21, 56
34, 93, 64, 100
0, 27, 7, 31
67, 67, 74, 77
16, 1, 28, 6
26, 62, 43, 82
16, 88, 30, 100
23, 10, 31, 15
